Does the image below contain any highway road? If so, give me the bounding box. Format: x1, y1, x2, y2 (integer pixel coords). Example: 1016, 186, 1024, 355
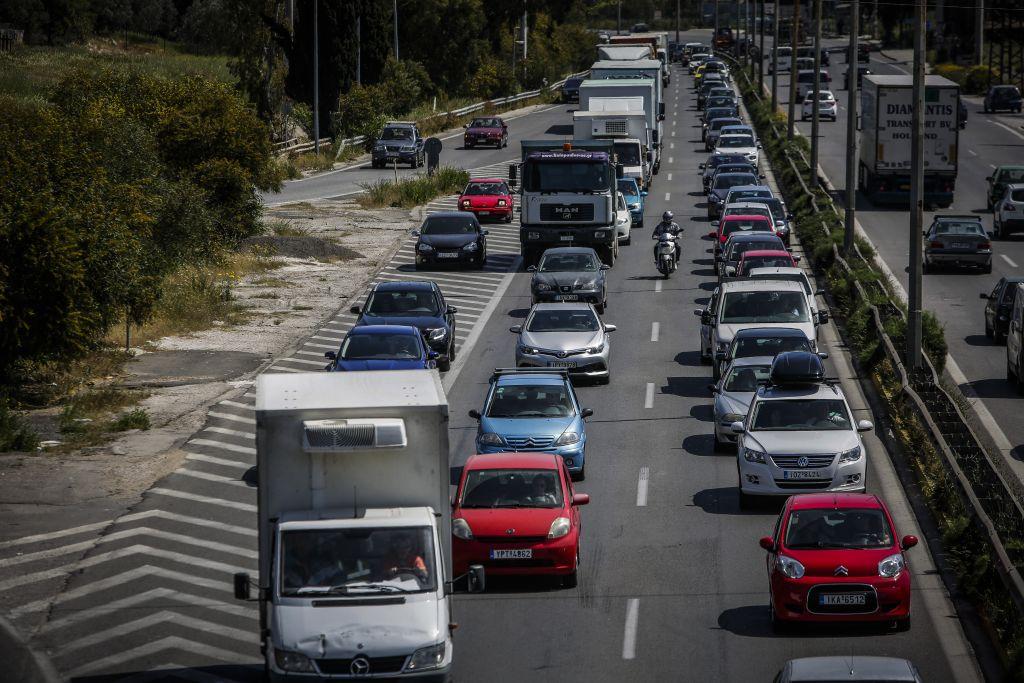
0, 31, 986, 682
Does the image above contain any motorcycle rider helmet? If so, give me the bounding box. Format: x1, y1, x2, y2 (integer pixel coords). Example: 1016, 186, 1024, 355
662, 211, 674, 222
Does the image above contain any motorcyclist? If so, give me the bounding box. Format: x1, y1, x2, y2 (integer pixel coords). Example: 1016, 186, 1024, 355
652, 211, 682, 264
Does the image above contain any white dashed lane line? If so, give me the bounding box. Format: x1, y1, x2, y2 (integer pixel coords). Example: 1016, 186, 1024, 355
636, 467, 650, 507
650, 322, 660, 342
644, 382, 655, 409
622, 599, 640, 660
1002, 254, 1019, 268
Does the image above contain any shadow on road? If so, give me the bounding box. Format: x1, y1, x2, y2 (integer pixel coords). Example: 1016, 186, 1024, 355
963, 334, 996, 347
691, 487, 777, 516
962, 378, 1018, 399
674, 351, 705, 367
662, 376, 714, 399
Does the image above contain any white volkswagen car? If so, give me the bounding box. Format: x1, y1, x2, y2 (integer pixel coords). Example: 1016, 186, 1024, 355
715, 133, 761, 169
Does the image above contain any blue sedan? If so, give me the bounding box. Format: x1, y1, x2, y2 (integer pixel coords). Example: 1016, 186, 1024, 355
325, 325, 437, 371
617, 177, 647, 228
468, 369, 593, 480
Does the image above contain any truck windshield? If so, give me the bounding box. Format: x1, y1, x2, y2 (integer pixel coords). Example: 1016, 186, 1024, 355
751, 399, 852, 431
720, 291, 809, 323
364, 290, 440, 316
613, 142, 641, 166
280, 527, 437, 595
341, 333, 422, 360
460, 469, 564, 508
523, 161, 609, 193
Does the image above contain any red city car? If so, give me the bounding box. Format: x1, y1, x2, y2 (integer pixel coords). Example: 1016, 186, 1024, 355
458, 178, 514, 223
452, 452, 589, 588
760, 493, 918, 632
737, 249, 800, 275
709, 214, 776, 255
463, 116, 508, 148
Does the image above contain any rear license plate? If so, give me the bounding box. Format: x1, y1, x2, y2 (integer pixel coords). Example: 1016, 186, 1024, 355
560, 235, 574, 241
899, 184, 910, 191
490, 549, 532, 559
952, 242, 970, 249
550, 361, 577, 368
783, 470, 822, 480
437, 252, 460, 259
556, 294, 579, 301
820, 593, 866, 606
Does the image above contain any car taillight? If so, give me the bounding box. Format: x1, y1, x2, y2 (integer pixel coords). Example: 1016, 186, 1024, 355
980, 242, 991, 250
930, 241, 943, 249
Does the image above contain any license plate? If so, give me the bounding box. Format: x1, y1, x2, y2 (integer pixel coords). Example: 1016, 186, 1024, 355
952, 242, 970, 249
550, 361, 577, 368
556, 294, 579, 301
437, 252, 459, 259
387, 152, 399, 157
899, 184, 910, 191
490, 548, 532, 559
820, 593, 866, 606
560, 235, 574, 241
783, 470, 822, 480
478, 211, 490, 216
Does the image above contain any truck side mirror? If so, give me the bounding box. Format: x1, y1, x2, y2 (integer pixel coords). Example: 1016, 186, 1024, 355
350, 305, 361, 314
616, 164, 624, 179
324, 351, 337, 360
233, 572, 252, 601
508, 164, 518, 187
468, 564, 486, 593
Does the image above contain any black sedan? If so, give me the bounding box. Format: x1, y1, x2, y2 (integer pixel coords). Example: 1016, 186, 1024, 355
528, 247, 610, 313
561, 77, 584, 103
981, 277, 1024, 343
413, 211, 488, 269
923, 215, 992, 273
984, 85, 1023, 114
700, 153, 751, 191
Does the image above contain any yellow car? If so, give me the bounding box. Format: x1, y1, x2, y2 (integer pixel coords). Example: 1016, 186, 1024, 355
694, 64, 709, 87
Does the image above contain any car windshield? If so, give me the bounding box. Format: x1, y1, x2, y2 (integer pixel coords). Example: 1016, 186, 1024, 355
614, 142, 641, 166
421, 216, 478, 235
708, 155, 748, 171
564, 78, 583, 88
718, 135, 755, 148
720, 290, 810, 323
742, 255, 793, 271
723, 364, 771, 392
751, 398, 852, 431
340, 333, 422, 360
539, 253, 599, 272
933, 221, 984, 236
527, 309, 600, 332
715, 174, 758, 189
280, 527, 437, 596
364, 290, 440, 317
463, 182, 507, 196
460, 469, 564, 509
785, 508, 894, 549
617, 180, 639, 196
380, 127, 413, 141
997, 168, 1024, 183
470, 118, 500, 128
993, 87, 1021, 98
727, 240, 782, 258
733, 336, 811, 359
524, 160, 609, 192
486, 383, 574, 418
723, 219, 771, 236
729, 189, 773, 200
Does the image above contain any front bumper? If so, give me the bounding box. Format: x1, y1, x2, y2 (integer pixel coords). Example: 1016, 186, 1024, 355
416, 249, 483, 267
465, 134, 502, 146
475, 443, 586, 473
372, 148, 417, 162
515, 347, 609, 379
738, 456, 866, 496
453, 533, 578, 577
629, 208, 644, 225
770, 574, 911, 623
521, 227, 616, 251
925, 250, 991, 269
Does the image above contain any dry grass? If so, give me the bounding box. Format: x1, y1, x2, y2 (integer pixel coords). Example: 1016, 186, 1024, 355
57, 388, 150, 449
358, 167, 469, 208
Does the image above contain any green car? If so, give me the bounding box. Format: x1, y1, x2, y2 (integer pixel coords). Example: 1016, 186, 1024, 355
987, 166, 1024, 210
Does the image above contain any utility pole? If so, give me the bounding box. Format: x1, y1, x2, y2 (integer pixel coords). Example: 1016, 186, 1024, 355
759, 0, 765, 93
715, 0, 720, 47
617, 0, 622, 35
908, 0, 926, 370
522, 8, 528, 82
313, 0, 320, 155
393, 0, 399, 60
844, 0, 860, 255
810, 0, 822, 187
676, 0, 681, 45
974, 0, 984, 65
772, 0, 779, 110
356, 14, 361, 85
787, 0, 801, 139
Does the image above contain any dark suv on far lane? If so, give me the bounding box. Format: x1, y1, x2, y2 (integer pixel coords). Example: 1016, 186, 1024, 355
372, 121, 425, 168
984, 85, 1023, 114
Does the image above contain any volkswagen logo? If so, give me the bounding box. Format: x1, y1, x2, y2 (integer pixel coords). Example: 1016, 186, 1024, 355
350, 656, 371, 676
505, 528, 516, 535
797, 456, 810, 468
834, 565, 849, 576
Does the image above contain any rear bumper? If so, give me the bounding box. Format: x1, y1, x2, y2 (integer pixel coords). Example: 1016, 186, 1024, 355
926, 251, 991, 268
998, 217, 1024, 231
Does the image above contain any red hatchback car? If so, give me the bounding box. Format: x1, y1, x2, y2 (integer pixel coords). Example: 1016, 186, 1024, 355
760, 493, 918, 632
452, 452, 589, 588
463, 116, 508, 148
458, 178, 514, 223
737, 249, 800, 275
709, 214, 775, 256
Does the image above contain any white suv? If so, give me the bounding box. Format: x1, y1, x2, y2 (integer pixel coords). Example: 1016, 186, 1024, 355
994, 183, 1024, 240
732, 352, 873, 508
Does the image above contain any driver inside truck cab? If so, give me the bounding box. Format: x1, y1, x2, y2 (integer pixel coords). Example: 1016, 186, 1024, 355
383, 532, 429, 585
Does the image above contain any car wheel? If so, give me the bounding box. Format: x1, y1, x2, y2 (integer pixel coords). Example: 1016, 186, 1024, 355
895, 616, 911, 632
437, 355, 451, 372
985, 319, 994, 339
597, 373, 610, 386
572, 464, 585, 482
562, 565, 578, 589
983, 262, 993, 274
504, 212, 513, 223
713, 430, 729, 452
465, 142, 473, 149
623, 234, 631, 246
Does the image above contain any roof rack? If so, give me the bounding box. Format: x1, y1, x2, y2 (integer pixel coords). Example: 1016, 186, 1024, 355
489, 367, 571, 381
933, 214, 982, 221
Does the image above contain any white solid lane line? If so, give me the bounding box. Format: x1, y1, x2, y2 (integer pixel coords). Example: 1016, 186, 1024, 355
989, 119, 1024, 142
636, 467, 650, 507
1002, 254, 1019, 268
644, 382, 655, 409
622, 599, 640, 660
651, 322, 660, 342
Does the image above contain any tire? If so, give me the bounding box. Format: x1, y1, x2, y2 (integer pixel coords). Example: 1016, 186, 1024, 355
713, 430, 729, 453
623, 234, 631, 246
448, 338, 456, 362
475, 255, 486, 270
562, 568, 578, 589
985, 319, 994, 339
465, 142, 473, 149
504, 213, 513, 223
572, 463, 586, 482
597, 373, 611, 386
437, 355, 451, 372
770, 604, 792, 634
983, 262, 993, 274
895, 616, 911, 632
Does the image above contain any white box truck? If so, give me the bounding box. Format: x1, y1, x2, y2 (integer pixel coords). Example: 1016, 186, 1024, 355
597, 45, 653, 61
234, 370, 475, 682
859, 74, 960, 207
572, 108, 651, 189
589, 59, 665, 104
578, 78, 664, 174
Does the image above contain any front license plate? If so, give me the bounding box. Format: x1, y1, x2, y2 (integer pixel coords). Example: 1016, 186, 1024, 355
556, 294, 579, 301
490, 549, 532, 559
820, 593, 866, 606
437, 252, 460, 259
478, 211, 490, 216
560, 235, 574, 241
783, 470, 822, 480
550, 361, 577, 368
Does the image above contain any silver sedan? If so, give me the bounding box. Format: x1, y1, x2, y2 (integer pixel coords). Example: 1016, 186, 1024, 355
511, 303, 615, 384
709, 357, 772, 451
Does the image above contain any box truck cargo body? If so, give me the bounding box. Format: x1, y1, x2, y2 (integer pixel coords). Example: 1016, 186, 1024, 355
578, 78, 663, 173
572, 109, 651, 188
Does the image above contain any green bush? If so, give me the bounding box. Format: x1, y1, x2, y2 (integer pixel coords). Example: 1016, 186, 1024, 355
333, 83, 391, 141
112, 408, 151, 431
359, 167, 470, 208
0, 398, 38, 452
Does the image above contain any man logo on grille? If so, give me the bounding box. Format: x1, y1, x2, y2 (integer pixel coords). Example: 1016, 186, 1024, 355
797, 456, 809, 468
351, 656, 371, 675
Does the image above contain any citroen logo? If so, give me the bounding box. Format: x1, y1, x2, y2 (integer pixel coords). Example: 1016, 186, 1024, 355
797, 456, 810, 468
350, 656, 371, 676
834, 565, 849, 576
506, 528, 516, 535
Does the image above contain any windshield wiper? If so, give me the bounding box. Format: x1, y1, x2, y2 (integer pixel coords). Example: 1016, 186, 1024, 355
329, 582, 413, 594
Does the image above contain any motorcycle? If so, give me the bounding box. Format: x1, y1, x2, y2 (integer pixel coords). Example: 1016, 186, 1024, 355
655, 233, 678, 278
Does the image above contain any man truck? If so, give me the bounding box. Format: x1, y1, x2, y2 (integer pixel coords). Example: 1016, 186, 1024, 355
572, 108, 651, 190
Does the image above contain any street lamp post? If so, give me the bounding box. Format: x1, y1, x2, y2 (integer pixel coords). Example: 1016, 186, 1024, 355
771, 0, 779, 110
393, 0, 399, 60
787, 0, 801, 139
810, 0, 822, 187
844, 0, 860, 255
313, 0, 319, 155
908, 0, 926, 370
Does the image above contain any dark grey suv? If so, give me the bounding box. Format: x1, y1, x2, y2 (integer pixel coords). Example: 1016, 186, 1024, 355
372, 122, 425, 168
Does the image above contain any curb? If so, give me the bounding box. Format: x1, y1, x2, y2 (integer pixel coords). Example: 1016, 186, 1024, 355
0, 615, 61, 683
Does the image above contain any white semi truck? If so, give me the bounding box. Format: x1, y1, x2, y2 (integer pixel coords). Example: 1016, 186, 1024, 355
572, 108, 651, 189
234, 370, 477, 682
589, 59, 665, 103
859, 74, 960, 207
578, 78, 664, 175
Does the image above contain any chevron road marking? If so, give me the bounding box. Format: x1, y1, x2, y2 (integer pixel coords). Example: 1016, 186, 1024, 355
174, 469, 251, 488
149, 488, 256, 512
201, 426, 254, 440
67, 635, 255, 679
207, 412, 255, 425
219, 400, 253, 410
185, 452, 250, 470
0, 520, 110, 550
188, 439, 256, 456
115, 661, 253, 683
58, 611, 255, 656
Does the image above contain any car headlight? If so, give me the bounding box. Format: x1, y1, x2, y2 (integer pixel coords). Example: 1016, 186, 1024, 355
452, 518, 473, 540
405, 642, 446, 672
461, 199, 472, 208
497, 199, 507, 206
554, 431, 581, 446
547, 517, 571, 539
520, 346, 540, 355
775, 554, 805, 579
418, 242, 434, 252
427, 327, 448, 341
722, 412, 744, 424
628, 203, 641, 210
743, 446, 767, 463
535, 282, 551, 292
479, 432, 504, 447
401, 145, 415, 152
274, 649, 315, 673
838, 445, 862, 464
463, 241, 479, 252
593, 230, 608, 239
878, 552, 905, 578
586, 342, 604, 353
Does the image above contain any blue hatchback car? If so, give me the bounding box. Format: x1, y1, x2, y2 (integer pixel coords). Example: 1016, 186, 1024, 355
325, 325, 437, 371
469, 369, 593, 480
617, 177, 646, 228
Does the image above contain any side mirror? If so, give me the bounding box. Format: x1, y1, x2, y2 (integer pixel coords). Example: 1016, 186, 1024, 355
428, 350, 440, 360
324, 351, 337, 360
708, 231, 718, 238
922, 230, 929, 238
725, 266, 736, 276
714, 352, 725, 361
708, 383, 719, 394
986, 176, 993, 182
980, 292, 991, 299
411, 229, 421, 236
759, 173, 766, 179
509, 325, 522, 334
699, 163, 706, 169
468, 564, 486, 593
527, 265, 538, 272
693, 308, 705, 316
350, 305, 361, 315
901, 534, 919, 550
604, 324, 617, 332
759, 537, 776, 552
818, 310, 829, 324
572, 493, 591, 506
233, 572, 252, 601
857, 419, 874, 432
600, 264, 611, 270
641, 190, 648, 196
463, 124, 469, 128
468, 409, 482, 420
730, 421, 745, 434
448, 306, 458, 314
481, 229, 489, 235
817, 351, 830, 359
581, 408, 594, 419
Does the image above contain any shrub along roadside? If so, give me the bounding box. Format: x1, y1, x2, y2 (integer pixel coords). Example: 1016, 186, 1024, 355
727, 59, 1024, 676
358, 167, 471, 209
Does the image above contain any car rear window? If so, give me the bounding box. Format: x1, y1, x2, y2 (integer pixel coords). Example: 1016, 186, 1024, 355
723, 364, 771, 391
421, 216, 478, 235
723, 219, 772, 237
464, 182, 507, 196
933, 221, 984, 236
715, 174, 758, 189
997, 168, 1024, 183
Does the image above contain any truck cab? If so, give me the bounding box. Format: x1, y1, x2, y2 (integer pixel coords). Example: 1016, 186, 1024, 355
572, 109, 651, 189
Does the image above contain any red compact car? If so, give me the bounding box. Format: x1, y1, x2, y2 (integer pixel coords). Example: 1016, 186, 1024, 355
463, 116, 508, 148
737, 249, 800, 275
760, 493, 918, 632
458, 178, 514, 223
452, 452, 589, 588
709, 214, 775, 255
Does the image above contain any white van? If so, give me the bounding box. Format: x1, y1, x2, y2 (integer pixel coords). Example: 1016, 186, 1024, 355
769, 46, 793, 74
795, 69, 832, 99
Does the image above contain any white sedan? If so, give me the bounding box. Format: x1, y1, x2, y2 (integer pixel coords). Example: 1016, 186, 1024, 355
801, 91, 838, 121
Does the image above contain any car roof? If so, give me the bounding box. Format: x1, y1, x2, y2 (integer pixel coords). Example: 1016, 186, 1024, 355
716, 173, 758, 181
734, 326, 809, 339
373, 280, 435, 291
747, 266, 805, 276
464, 452, 562, 470
741, 249, 792, 258
725, 234, 784, 247
721, 278, 803, 292
719, 133, 754, 140
759, 381, 843, 400
933, 214, 982, 222
384, 121, 415, 128
348, 325, 421, 336
726, 355, 776, 369
726, 201, 771, 209
541, 246, 600, 256
426, 210, 478, 220
729, 184, 771, 192
494, 373, 567, 386
723, 214, 771, 222
783, 657, 918, 683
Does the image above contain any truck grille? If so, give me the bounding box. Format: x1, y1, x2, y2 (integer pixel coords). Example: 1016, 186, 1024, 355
540, 204, 595, 221
770, 454, 836, 468
505, 435, 555, 449
317, 655, 409, 675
